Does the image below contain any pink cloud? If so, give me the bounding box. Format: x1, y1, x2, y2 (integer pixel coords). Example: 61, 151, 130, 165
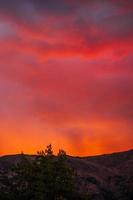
0, 0, 133, 155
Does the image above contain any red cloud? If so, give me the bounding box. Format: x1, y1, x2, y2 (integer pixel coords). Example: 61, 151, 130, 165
0, 0, 133, 155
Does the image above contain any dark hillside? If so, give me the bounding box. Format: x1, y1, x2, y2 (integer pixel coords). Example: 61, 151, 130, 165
0, 150, 133, 200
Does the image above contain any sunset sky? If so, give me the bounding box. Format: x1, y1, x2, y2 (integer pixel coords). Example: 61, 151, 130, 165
0, 0, 133, 156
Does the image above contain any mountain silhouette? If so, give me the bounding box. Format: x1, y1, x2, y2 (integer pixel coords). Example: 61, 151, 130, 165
0, 149, 133, 200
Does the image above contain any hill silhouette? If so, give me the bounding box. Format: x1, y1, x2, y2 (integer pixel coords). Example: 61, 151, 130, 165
0, 149, 133, 200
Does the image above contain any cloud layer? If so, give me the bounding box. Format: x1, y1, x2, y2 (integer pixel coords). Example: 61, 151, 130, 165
0, 0, 133, 155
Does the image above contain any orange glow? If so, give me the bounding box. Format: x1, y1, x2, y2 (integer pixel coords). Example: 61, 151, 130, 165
0, 117, 132, 156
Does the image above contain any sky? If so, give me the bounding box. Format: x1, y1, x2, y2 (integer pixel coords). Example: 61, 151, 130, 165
0, 0, 133, 156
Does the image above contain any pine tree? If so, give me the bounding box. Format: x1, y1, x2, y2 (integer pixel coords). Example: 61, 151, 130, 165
0, 145, 90, 200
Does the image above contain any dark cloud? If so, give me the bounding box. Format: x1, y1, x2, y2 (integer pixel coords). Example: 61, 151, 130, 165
0, 0, 75, 18
0, 0, 133, 55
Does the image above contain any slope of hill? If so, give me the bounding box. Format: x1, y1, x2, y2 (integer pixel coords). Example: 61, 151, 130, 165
0, 150, 133, 200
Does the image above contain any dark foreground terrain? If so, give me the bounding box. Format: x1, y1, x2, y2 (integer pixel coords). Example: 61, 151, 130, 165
0, 149, 133, 200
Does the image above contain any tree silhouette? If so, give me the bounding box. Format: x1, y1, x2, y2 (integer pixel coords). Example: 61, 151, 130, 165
0, 145, 90, 200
